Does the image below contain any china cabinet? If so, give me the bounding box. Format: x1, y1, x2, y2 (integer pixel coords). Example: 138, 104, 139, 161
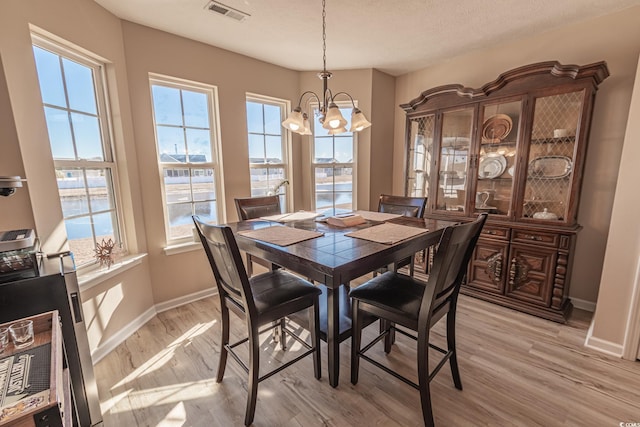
401, 61, 609, 322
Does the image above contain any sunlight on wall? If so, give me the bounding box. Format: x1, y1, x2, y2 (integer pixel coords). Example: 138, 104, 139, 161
83, 282, 124, 350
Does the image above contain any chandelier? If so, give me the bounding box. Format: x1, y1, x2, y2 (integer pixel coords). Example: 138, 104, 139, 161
282, 0, 371, 136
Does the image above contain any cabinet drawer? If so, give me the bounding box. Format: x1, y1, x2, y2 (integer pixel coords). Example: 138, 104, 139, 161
512, 229, 559, 247
480, 225, 510, 241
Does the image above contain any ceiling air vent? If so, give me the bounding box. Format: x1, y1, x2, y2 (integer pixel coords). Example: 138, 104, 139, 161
205, 1, 250, 22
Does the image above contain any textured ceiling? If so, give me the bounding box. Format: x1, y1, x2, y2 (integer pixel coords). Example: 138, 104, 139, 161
94, 0, 640, 76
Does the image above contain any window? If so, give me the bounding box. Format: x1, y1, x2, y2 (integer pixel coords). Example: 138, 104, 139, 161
150, 75, 223, 244
245, 95, 291, 211
312, 106, 355, 212
32, 37, 123, 267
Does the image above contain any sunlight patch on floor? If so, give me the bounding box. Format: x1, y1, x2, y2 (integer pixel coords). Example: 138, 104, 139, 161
108, 379, 219, 413
156, 402, 187, 427
112, 320, 216, 389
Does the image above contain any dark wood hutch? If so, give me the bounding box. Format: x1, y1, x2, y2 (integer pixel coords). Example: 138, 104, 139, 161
401, 61, 609, 322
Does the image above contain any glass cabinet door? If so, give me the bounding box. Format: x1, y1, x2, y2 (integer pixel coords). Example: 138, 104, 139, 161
406, 115, 435, 198
521, 91, 585, 222
475, 100, 522, 216
434, 108, 473, 213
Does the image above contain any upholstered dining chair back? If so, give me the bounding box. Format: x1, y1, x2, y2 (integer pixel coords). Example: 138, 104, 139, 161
235, 195, 281, 221
378, 194, 427, 218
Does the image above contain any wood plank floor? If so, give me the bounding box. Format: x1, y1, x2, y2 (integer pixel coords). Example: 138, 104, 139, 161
95, 290, 640, 426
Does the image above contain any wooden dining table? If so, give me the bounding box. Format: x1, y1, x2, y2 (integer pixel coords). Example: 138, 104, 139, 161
228, 214, 455, 387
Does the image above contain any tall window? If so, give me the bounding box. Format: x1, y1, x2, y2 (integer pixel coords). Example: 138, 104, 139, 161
245, 95, 290, 211
150, 76, 223, 244
32, 37, 122, 267
312, 106, 355, 212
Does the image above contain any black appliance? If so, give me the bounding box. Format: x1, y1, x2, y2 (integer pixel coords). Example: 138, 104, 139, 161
0, 255, 102, 426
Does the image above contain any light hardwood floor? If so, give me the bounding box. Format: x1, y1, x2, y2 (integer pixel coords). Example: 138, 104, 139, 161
95, 289, 640, 426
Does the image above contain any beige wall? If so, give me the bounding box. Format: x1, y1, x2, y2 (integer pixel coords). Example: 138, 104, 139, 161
0, 0, 153, 355
589, 54, 640, 351
120, 22, 305, 304
393, 6, 640, 304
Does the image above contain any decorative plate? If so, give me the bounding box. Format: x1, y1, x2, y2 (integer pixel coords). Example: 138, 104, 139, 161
482, 114, 513, 143
478, 154, 507, 179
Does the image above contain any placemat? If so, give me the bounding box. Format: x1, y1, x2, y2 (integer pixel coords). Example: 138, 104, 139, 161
345, 222, 427, 245
238, 226, 323, 247
260, 211, 322, 223
353, 210, 402, 222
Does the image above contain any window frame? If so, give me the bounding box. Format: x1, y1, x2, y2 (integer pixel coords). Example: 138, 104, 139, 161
310, 101, 358, 212
245, 93, 293, 212
149, 74, 225, 246
31, 33, 126, 269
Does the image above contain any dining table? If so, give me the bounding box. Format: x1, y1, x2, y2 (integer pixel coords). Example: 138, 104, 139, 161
228, 213, 456, 387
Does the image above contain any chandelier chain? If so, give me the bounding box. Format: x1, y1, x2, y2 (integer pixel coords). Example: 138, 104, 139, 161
322, 0, 327, 72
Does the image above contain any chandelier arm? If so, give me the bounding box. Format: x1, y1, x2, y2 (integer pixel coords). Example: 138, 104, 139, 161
296, 90, 321, 109
331, 91, 357, 109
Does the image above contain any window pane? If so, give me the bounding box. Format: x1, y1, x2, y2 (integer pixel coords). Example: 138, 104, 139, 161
157, 126, 186, 162
314, 138, 333, 162
71, 113, 103, 161
57, 169, 89, 216
182, 90, 209, 128
264, 104, 281, 135
186, 128, 211, 162
44, 107, 74, 159
33, 47, 66, 108
265, 135, 283, 162
152, 85, 183, 126
246, 102, 263, 133
65, 217, 94, 262
164, 169, 192, 203
87, 169, 113, 212
248, 134, 265, 161
62, 58, 97, 114
167, 203, 194, 239
191, 169, 215, 201
194, 201, 217, 224
93, 211, 116, 241
334, 137, 353, 163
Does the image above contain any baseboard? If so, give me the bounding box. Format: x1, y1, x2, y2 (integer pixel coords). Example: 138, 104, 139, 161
90, 287, 217, 364
155, 287, 217, 313
570, 297, 596, 312
584, 323, 624, 357
91, 305, 157, 364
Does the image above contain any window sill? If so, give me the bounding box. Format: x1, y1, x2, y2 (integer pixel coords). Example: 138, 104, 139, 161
78, 253, 148, 291
163, 241, 201, 256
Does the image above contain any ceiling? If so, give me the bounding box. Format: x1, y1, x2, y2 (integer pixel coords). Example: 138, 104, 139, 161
94, 0, 640, 76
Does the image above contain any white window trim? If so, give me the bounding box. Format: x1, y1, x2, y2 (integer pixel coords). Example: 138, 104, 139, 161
149, 73, 226, 247
31, 30, 128, 270
309, 101, 358, 211
246, 93, 293, 212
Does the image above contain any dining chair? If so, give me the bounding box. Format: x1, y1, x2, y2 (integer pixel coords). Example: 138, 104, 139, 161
376, 194, 428, 276
349, 213, 487, 426
193, 216, 321, 426
235, 196, 282, 276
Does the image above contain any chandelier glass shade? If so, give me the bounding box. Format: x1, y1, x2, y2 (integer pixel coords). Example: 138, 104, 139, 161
282, 0, 371, 136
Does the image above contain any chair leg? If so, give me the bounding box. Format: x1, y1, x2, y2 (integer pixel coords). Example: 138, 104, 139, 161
350, 299, 362, 385
245, 324, 260, 426
310, 299, 321, 379
417, 329, 435, 427
279, 318, 286, 351
216, 302, 230, 382
447, 311, 462, 390
382, 319, 393, 354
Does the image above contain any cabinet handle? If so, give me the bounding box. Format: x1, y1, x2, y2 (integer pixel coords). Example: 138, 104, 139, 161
486, 253, 503, 283
483, 230, 497, 235
494, 256, 502, 282
523, 234, 542, 241
509, 257, 518, 286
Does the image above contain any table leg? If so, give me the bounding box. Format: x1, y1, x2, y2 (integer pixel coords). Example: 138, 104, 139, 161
326, 285, 340, 387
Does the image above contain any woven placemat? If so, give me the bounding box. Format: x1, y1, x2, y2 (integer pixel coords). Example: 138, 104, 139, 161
345, 222, 427, 245
238, 226, 323, 247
